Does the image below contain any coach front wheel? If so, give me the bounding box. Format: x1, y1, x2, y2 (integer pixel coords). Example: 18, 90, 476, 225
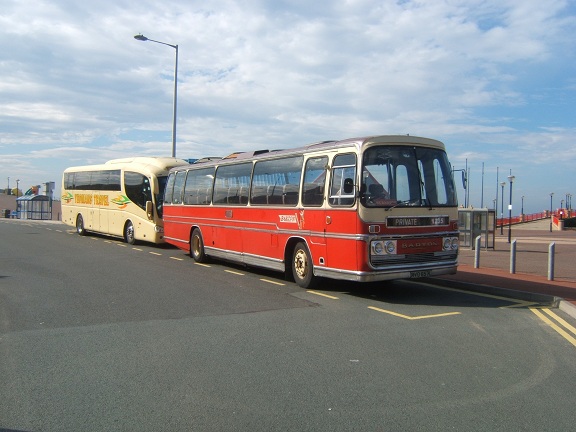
292, 242, 317, 289
124, 221, 136, 245
191, 228, 207, 263
76, 214, 86, 236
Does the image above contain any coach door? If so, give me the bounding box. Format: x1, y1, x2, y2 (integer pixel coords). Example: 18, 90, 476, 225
325, 153, 358, 271
301, 156, 328, 265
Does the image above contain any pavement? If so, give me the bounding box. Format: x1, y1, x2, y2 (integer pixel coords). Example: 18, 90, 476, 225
430, 218, 576, 319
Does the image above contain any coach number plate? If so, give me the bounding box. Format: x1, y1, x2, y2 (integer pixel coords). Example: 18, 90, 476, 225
410, 270, 431, 278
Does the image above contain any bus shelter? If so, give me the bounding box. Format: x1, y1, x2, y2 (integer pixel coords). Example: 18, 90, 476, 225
16, 195, 52, 220
458, 208, 495, 250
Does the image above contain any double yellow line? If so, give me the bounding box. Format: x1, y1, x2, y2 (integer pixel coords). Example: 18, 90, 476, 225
530, 307, 576, 348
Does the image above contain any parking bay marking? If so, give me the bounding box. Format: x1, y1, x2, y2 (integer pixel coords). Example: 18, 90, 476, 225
307, 291, 339, 300
421, 283, 539, 308
368, 306, 461, 320
260, 279, 285, 286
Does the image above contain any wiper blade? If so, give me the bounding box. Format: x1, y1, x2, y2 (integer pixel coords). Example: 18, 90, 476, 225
384, 198, 421, 211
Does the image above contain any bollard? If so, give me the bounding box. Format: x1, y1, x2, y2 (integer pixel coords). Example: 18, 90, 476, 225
548, 242, 555, 281
474, 235, 481, 268
510, 239, 516, 274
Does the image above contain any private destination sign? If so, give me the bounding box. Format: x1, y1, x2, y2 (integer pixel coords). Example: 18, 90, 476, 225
387, 216, 449, 227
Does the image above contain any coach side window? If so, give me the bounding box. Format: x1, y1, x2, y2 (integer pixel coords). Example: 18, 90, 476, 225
213, 163, 251, 205
171, 171, 186, 205
302, 156, 327, 207
251, 156, 303, 206
329, 153, 356, 206
164, 173, 175, 204
183, 167, 215, 205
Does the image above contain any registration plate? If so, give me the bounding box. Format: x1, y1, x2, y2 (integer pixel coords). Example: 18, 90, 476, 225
410, 270, 431, 278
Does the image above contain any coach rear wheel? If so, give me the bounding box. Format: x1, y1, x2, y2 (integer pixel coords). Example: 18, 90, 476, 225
191, 228, 207, 263
292, 242, 317, 289
124, 221, 136, 245
76, 214, 86, 236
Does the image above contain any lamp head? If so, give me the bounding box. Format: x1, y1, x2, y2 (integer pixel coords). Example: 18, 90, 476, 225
134, 34, 148, 41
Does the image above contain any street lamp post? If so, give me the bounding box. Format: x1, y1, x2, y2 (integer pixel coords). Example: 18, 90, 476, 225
521, 195, 525, 217
16, 179, 19, 198
549, 192, 554, 232
134, 34, 179, 158
500, 182, 506, 235
507, 175, 515, 243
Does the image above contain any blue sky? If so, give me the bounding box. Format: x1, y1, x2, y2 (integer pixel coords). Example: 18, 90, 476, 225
1, 0, 575, 214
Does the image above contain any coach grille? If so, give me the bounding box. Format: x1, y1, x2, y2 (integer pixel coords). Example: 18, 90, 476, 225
370, 251, 457, 267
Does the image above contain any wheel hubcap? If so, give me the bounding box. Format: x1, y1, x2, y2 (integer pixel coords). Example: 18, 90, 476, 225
294, 250, 307, 279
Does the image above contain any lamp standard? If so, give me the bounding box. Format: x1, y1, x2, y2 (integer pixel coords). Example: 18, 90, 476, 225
16, 179, 19, 198
507, 175, 515, 243
549, 192, 554, 232
134, 34, 179, 157
500, 182, 506, 235
521, 195, 525, 216
7, 177, 9, 195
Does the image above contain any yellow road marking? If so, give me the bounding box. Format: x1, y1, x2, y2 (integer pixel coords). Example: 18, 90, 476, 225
170, 256, 184, 261
541, 308, 576, 335
430, 284, 537, 308
307, 291, 339, 300
368, 306, 461, 320
149, 251, 161, 256
132, 247, 143, 251
117, 244, 127, 247
530, 307, 576, 348
225, 270, 245, 276
260, 279, 285, 286
194, 262, 211, 267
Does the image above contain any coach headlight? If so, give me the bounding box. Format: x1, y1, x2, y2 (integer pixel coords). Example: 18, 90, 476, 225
385, 240, 396, 254
443, 236, 458, 251
451, 237, 459, 250
372, 241, 384, 255
371, 240, 396, 255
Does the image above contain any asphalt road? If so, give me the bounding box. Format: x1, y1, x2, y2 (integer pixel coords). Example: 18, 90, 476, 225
1, 220, 575, 431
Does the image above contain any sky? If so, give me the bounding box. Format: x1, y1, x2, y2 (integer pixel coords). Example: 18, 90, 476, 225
1, 0, 575, 215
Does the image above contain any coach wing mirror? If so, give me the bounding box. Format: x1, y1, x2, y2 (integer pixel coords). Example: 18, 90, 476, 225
343, 178, 354, 194
146, 201, 154, 220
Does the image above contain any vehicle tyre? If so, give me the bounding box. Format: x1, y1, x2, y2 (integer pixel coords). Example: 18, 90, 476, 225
124, 221, 136, 245
76, 214, 86, 236
190, 228, 207, 263
292, 241, 317, 288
